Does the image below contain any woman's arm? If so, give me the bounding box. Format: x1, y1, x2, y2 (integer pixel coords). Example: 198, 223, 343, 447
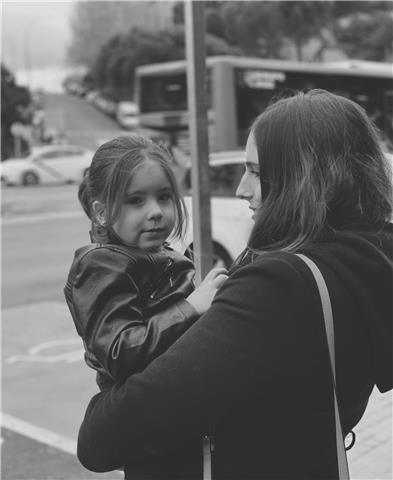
77, 254, 306, 472
70, 248, 199, 381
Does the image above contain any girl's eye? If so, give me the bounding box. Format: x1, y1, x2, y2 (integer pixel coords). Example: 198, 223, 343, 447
159, 192, 173, 202
252, 170, 260, 178
125, 196, 143, 205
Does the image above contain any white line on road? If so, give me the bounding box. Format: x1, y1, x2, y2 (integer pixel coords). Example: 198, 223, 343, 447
1, 412, 77, 455
1, 412, 124, 477
2, 211, 84, 225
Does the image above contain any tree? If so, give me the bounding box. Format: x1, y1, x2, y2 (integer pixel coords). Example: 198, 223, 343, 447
276, 1, 333, 61
67, 1, 144, 67
92, 25, 238, 100
334, 7, 393, 61
220, 1, 285, 58
331, 1, 392, 19
172, 1, 335, 60
1, 64, 32, 160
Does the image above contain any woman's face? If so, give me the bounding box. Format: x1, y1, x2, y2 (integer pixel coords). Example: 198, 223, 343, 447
236, 132, 261, 219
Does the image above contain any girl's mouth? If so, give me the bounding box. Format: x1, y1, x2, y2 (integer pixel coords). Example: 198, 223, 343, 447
144, 228, 164, 234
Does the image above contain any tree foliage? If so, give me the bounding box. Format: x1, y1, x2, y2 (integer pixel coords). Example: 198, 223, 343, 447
67, 2, 145, 66
173, 1, 332, 60
172, 0, 392, 61
276, 1, 333, 60
92, 25, 239, 100
1, 64, 31, 160
334, 8, 393, 60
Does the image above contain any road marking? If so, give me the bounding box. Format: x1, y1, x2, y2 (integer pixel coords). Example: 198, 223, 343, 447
1, 413, 124, 477
1, 412, 77, 455
2, 210, 84, 225
6, 338, 84, 364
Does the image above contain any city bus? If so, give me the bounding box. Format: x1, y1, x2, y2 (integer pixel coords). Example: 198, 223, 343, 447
135, 55, 393, 153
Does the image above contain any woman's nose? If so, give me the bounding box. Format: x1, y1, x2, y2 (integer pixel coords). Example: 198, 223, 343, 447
236, 173, 252, 200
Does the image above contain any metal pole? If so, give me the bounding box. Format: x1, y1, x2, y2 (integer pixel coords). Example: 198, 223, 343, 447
185, 0, 212, 285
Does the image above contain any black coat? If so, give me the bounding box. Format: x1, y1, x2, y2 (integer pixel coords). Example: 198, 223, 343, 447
77, 226, 393, 479
64, 243, 198, 388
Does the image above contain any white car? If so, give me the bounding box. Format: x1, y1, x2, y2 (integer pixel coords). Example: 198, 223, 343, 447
1, 144, 94, 186
172, 150, 253, 268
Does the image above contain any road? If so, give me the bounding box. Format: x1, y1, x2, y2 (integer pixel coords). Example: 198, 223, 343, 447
44, 93, 122, 150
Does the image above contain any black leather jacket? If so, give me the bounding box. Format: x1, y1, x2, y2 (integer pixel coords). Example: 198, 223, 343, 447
64, 243, 198, 389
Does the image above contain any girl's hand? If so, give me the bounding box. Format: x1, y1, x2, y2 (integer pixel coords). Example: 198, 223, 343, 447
186, 267, 228, 315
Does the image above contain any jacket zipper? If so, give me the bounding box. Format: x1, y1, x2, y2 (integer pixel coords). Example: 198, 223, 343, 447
148, 258, 174, 300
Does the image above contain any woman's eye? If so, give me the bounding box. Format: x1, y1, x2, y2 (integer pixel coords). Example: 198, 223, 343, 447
245, 165, 259, 178
245, 167, 260, 178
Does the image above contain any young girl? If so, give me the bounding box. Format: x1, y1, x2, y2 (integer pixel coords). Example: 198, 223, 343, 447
64, 134, 227, 390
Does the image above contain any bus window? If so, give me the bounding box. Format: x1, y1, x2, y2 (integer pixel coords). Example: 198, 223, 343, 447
235, 68, 287, 146
140, 70, 212, 114
140, 73, 188, 113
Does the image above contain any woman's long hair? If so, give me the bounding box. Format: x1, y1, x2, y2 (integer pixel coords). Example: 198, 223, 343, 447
248, 89, 392, 252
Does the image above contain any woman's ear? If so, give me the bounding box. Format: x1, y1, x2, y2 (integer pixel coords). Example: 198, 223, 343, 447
92, 201, 107, 226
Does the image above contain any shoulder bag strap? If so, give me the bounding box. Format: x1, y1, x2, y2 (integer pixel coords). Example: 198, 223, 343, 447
296, 254, 350, 480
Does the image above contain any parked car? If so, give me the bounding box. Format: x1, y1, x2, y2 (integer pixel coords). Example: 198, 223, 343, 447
1, 145, 94, 186
93, 95, 117, 117
171, 150, 253, 268
116, 101, 139, 130
85, 90, 99, 104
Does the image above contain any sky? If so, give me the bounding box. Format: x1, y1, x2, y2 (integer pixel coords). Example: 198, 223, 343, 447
2, 1, 76, 72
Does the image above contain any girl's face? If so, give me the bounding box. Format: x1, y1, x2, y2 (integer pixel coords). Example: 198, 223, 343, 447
112, 160, 176, 251
236, 132, 261, 219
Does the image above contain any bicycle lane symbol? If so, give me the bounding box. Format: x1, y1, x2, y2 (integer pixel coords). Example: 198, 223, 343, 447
6, 339, 84, 364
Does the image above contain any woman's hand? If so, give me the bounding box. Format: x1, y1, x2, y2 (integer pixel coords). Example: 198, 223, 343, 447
186, 267, 228, 315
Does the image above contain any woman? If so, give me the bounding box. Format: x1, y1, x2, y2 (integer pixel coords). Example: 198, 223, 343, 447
77, 90, 393, 479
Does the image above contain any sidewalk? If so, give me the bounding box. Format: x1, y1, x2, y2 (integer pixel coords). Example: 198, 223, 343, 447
347, 388, 392, 479
2, 390, 391, 480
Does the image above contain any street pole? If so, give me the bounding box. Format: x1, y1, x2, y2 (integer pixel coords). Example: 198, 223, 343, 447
185, 1, 213, 285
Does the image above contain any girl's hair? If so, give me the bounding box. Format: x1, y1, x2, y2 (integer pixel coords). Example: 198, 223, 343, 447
248, 89, 392, 252
78, 134, 188, 243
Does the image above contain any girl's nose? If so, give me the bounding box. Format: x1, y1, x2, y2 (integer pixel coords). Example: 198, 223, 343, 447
147, 200, 163, 220
236, 173, 252, 200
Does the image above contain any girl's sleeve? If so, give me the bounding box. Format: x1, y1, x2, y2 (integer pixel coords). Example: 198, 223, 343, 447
71, 248, 199, 382
77, 254, 307, 472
